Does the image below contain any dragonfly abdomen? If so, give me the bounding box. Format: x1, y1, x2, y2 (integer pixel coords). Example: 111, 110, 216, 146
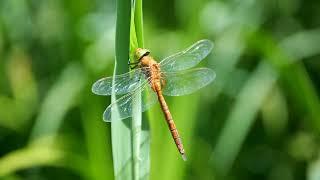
156, 89, 187, 161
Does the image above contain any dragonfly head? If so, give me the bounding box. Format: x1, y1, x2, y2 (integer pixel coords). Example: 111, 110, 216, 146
135, 48, 150, 60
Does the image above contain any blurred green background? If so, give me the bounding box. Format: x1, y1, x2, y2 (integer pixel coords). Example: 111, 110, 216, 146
0, 0, 320, 179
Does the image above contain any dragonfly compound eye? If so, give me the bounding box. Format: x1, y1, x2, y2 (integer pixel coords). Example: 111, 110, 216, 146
135, 48, 150, 60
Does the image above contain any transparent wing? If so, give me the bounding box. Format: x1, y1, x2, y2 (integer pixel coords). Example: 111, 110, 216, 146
159, 39, 213, 72
162, 68, 216, 96
92, 67, 149, 96
103, 79, 158, 122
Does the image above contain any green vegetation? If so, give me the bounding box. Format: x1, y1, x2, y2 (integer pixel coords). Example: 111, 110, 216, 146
111, 0, 149, 179
0, 0, 319, 180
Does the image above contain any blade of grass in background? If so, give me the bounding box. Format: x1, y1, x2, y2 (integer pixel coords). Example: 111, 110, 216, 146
80, 95, 114, 180
30, 63, 86, 140
0, 49, 38, 131
0, 138, 63, 177
211, 62, 277, 175
0, 136, 89, 178
280, 29, 320, 61
211, 29, 320, 175
252, 32, 320, 133
308, 155, 320, 180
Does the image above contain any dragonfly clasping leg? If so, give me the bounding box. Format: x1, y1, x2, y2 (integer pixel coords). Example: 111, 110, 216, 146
128, 60, 140, 69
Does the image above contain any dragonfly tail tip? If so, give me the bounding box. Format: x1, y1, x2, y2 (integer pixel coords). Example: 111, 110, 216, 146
182, 154, 187, 161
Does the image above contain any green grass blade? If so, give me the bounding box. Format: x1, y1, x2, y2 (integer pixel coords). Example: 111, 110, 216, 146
252, 32, 320, 133
280, 28, 320, 60
131, 0, 150, 179
134, 0, 144, 48
0, 136, 89, 178
132, 89, 142, 180
0, 138, 63, 177
111, 0, 133, 179
30, 63, 86, 140
0, 50, 38, 131
81, 96, 114, 180
211, 62, 277, 175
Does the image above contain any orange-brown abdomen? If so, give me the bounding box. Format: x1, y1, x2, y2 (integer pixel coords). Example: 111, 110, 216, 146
156, 89, 186, 160
140, 53, 187, 161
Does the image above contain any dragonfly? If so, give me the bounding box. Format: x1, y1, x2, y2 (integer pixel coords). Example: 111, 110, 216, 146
92, 39, 216, 161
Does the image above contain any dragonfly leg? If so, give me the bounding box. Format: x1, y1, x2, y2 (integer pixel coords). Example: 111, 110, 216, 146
128, 60, 140, 69
128, 60, 140, 65
129, 64, 139, 70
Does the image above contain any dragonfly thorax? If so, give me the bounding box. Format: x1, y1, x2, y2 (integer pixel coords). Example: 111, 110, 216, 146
139, 55, 162, 92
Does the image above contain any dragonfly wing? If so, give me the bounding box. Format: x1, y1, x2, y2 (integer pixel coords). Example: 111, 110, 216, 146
92, 67, 148, 96
159, 39, 213, 72
103, 79, 158, 122
162, 68, 216, 96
